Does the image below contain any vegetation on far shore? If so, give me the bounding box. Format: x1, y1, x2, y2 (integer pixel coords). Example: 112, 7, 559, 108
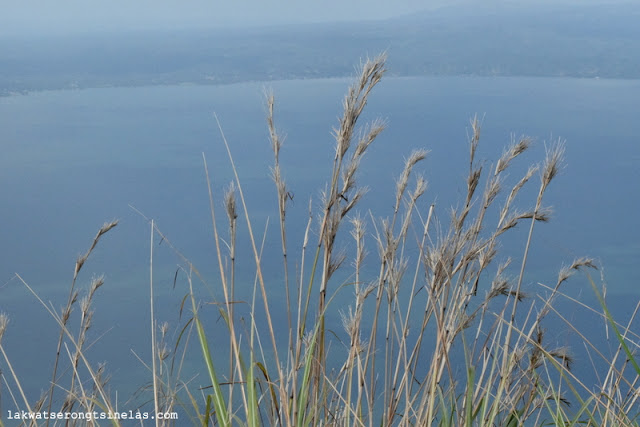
3, 2, 640, 97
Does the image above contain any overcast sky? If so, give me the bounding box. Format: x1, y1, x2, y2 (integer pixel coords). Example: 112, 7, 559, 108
2, 0, 446, 35
3, 0, 619, 36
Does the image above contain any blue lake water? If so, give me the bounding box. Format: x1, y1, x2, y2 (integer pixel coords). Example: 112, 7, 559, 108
1, 76, 639, 410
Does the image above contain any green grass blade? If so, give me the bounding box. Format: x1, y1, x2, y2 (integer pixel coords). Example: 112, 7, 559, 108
588, 274, 640, 376
297, 325, 320, 427
194, 313, 229, 427
203, 394, 212, 427
246, 354, 258, 427
464, 366, 475, 426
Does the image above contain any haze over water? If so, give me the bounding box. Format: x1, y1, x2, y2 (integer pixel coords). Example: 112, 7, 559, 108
1, 75, 639, 403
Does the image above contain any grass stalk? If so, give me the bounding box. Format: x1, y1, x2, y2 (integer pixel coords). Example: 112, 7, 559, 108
150, 219, 161, 427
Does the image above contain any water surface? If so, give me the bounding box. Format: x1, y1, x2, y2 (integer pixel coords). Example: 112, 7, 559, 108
1, 75, 638, 407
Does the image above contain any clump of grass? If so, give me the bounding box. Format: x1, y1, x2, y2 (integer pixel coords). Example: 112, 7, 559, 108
171, 53, 635, 426
3, 221, 120, 426
2, 54, 639, 427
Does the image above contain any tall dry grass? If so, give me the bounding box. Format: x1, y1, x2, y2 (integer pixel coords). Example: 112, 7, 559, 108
1, 54, 639, 426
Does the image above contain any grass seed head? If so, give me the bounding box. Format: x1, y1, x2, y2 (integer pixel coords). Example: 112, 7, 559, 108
541, 139, 566, 190
0, 313, 9, 342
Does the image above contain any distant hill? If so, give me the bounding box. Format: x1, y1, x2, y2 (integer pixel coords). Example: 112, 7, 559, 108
383, 1, 640, 77
1, 1, 639, 95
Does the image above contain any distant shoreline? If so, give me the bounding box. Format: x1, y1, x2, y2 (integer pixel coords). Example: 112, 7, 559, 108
3, 2, 640, 97
2, 72, 636, 99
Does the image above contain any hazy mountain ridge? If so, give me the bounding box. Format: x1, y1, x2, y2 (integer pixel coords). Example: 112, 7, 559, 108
1, 2, 639, 96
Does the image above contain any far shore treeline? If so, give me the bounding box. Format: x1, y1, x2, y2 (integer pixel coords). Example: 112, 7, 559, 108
2, 2, 640, 97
